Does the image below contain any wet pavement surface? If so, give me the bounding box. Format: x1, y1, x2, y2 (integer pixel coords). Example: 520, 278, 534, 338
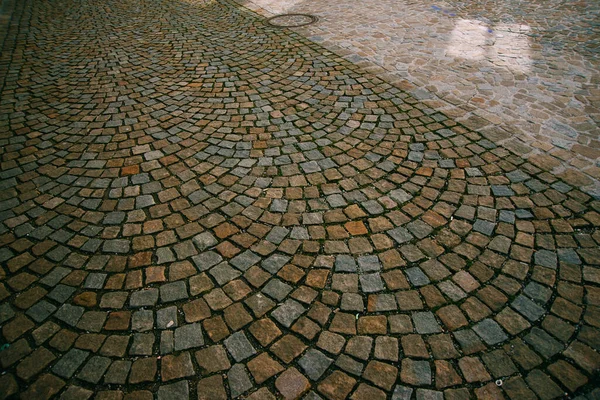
0, 0, 599, 399
243, 0, 600, 198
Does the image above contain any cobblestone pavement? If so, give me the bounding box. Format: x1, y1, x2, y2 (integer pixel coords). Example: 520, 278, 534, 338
1, 0, 600, 399
241, 0, 600, 198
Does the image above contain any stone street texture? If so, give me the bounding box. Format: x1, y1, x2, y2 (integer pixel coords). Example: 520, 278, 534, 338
0, 0, 599, 399
243, 0, 600, 198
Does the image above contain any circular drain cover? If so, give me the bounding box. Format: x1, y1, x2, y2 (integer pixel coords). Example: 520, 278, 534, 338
266, 13, 318, 28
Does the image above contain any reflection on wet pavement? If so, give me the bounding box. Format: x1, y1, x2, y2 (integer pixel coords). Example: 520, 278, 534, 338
242, 0, 600, 197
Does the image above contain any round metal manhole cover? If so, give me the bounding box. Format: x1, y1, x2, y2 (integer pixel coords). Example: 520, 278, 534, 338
266, 13, 318, 28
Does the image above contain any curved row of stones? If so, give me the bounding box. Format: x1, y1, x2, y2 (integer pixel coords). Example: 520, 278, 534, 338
0, 0, 599, 399
256, 0, 600, 194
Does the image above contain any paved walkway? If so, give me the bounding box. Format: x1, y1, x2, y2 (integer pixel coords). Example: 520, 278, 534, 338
0, 0, 599, 399
242, 0, 600, 198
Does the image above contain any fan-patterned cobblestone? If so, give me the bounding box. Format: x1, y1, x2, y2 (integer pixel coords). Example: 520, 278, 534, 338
0, 0, 599, 399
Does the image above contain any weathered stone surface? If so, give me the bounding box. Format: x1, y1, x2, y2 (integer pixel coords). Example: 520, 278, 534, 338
0, 0, 598, 398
